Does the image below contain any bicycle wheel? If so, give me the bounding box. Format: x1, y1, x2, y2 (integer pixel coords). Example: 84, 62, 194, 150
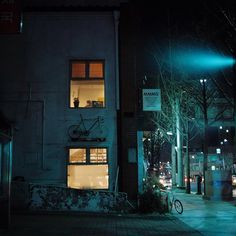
68, 125, 81, 139
174, 199, 183, 214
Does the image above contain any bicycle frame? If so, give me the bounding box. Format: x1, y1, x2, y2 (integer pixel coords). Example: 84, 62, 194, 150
68, 114, 104, 140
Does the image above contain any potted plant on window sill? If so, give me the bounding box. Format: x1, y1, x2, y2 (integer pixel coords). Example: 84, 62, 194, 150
73, 97, 79, 108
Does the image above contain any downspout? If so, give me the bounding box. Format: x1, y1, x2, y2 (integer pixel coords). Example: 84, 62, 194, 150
113, 10, 120, 110
113, 10, 120, 192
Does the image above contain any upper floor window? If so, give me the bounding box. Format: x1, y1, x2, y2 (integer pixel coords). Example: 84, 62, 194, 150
70, 60, 105, 108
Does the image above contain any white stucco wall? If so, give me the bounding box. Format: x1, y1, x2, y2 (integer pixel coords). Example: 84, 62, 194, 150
0, 11, 118, 190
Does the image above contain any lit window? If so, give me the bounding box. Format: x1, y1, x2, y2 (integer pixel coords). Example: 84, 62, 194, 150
90, 148, 107, 163
70, 60, 105, 108
67, 147, 108, 189
72, 62, 86, 78
69, 148, 86, 163
89, 63, 104, 78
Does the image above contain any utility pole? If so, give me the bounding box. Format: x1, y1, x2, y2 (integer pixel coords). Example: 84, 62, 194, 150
176, 98, 184, 187
171, 143, 177, 186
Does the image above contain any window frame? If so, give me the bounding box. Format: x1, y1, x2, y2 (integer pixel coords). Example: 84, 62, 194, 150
67, 147, 109, 190
69, 59, 106, 109
68, 147, 108, 165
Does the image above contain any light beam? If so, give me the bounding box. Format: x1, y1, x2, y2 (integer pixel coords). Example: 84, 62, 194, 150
172, 49, 235, 72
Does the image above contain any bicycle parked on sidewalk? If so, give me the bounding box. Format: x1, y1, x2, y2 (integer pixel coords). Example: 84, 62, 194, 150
168, 190, 183, 214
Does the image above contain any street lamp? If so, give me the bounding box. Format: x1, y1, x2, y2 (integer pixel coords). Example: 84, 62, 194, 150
200, 78, 208, 196
171, 48, 235, 195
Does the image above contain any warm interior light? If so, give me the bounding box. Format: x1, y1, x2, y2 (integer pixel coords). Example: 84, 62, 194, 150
72, 63, 86, 78
68, 165, 109, 189
70, 80, 104, 107
89, 63, 103, 78
69, 149, 86, 163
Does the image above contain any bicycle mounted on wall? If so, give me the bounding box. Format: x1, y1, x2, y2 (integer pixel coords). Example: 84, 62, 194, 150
68, 114, 106, 142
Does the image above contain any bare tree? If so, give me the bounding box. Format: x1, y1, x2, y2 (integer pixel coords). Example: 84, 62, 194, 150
140, 0, 236, 191
143, 54, 200, 188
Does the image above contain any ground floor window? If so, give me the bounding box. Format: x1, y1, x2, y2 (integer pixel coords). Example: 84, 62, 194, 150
67, 147, 108, 189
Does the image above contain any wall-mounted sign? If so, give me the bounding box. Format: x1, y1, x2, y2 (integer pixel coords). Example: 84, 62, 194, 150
0, 0, 21, 34
142, 89, 161, 111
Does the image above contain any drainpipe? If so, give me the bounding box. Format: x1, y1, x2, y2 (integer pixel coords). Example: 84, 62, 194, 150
113, 10, 120, 192
113, 10, 120, 110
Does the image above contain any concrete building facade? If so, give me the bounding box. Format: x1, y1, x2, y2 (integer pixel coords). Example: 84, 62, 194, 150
0, 0, 126, 212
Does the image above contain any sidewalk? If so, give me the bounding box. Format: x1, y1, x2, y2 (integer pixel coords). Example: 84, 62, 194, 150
0, 211, 202, 236
173, 191, 236, 236
1, 192, 235, 235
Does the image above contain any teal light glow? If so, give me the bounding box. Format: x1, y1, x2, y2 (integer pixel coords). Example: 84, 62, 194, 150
172, 50, 235, 72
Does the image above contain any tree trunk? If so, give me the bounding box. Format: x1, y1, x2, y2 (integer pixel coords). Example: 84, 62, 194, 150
185, 121, 191, 193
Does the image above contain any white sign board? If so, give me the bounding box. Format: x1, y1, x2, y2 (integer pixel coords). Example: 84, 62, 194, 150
142, 89, 161, 111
